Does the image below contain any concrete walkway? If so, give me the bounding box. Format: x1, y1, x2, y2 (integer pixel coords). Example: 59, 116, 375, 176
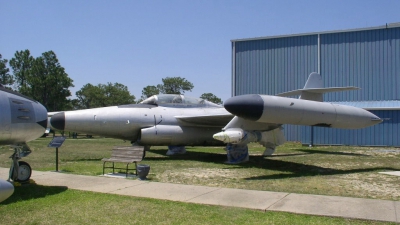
1, 167, 399, 223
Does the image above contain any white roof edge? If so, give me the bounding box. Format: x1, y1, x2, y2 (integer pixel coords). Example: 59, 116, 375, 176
231, 22, 400, 43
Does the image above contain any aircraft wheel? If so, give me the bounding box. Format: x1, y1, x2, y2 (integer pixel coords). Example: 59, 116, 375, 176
11, 161, 32, 182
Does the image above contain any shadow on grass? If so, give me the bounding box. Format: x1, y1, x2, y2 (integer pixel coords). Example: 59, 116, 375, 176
244, 155, 394, 180
1, 184, 68, 205
147, 148, 227, 164
146, 148, 396, 180
294, 149, 370, 157
67, 158, 104, 162
266, 153, 309, 157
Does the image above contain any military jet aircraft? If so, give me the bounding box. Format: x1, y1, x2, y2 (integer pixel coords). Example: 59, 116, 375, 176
50, 95, 233, 155
50, 73, 382, 164
0, 85, 48, 202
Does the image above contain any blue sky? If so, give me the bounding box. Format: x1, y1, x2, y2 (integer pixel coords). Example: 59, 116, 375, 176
1, 0, 399, 102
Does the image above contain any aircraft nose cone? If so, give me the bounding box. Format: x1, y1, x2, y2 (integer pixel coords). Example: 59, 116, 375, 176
224, 94, 264, 121
51, 112, 65, 130
0, 179, 14, 203
35, 102, 48, 129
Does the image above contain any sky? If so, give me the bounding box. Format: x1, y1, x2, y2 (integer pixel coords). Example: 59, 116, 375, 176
1, 0, 399, 102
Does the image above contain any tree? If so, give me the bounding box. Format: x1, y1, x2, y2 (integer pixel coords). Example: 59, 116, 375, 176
200, 93, 223, 104
9, 50, 74, 111
140, 85, 159, 101
32, 51, 74, 111
76, 82, 135, 109
75, 84, 103, 109
157, 77, 194, 94
102, 82, 136, 106
9, 50, 34, 94
0, 54, 14, 88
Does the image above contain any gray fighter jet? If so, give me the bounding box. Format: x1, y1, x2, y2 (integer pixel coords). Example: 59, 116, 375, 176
51, 95, 233, 155
0, 85, 48, 202
50, 73, 382, 164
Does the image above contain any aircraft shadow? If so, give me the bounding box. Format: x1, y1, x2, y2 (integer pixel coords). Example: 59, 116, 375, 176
146, 148, 227, 164
243, 155, 393, 180
146, 148, 395, 180
0, 184, 68, 205
293, 149, 370, 157
68, 158, 104, 162
265, 153, 309, 157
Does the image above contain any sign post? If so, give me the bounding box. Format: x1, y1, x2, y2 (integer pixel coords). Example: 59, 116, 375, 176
48, 136, 66, 172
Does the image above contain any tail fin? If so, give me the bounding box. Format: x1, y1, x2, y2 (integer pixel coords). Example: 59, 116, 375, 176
276, 72, 359, 102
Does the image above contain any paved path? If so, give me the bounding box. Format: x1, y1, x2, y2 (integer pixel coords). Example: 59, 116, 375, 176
1, 167, 399, 223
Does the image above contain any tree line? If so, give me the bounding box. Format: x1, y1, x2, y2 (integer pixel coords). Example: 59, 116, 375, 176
0, 50, 222, 111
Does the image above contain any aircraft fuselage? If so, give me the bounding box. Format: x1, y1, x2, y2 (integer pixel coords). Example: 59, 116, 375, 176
50, 104, 231, 146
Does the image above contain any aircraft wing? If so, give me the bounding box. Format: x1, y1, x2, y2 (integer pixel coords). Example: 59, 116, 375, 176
175, 113, 234, 127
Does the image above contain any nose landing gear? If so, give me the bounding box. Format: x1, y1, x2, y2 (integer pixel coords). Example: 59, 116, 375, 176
8, 144, 32, 183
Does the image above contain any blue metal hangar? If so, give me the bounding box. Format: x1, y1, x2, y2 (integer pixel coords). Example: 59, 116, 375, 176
231, 23, 400, 146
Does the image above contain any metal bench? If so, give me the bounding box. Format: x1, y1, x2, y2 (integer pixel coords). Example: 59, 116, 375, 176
102, 146, 145, 177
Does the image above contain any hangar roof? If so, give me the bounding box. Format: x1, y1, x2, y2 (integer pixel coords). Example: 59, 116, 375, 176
231, 22, 400, 42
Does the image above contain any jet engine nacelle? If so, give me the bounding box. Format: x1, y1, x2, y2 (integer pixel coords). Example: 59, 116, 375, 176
139, 125, 223, 146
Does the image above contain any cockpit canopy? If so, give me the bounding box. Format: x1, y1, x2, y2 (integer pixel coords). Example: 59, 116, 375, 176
140, 94, 221, 108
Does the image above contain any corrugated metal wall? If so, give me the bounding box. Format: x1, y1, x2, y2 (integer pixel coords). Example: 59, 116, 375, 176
232, 25, 400, 145
320, 28, 400, 102
233, 35, 318, 96
233, 35, 318, 141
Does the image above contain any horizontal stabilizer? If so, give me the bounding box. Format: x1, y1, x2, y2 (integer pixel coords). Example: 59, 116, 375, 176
276, 72, 360, 102
277, 87, 360, 97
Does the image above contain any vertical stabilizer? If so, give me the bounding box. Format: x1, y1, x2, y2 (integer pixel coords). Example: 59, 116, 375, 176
300, 72, 324, 101
303, 72, 323, 89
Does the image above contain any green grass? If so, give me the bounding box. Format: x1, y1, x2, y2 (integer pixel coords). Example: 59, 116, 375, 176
0, 184, 393, 225
1, 138, 400, 200
1, 137, 399, 224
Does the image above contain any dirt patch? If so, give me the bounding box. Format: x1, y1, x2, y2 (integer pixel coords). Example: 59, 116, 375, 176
156, 168, 249, 186
329, 173, 400, 200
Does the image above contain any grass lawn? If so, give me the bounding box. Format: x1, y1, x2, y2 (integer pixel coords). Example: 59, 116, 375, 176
1, 137, 399, 224
0, 184, 394, 225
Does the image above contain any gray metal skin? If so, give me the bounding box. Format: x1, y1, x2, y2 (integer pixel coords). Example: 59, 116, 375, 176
0, 85, 48, 203
0, 87, 48, 144
223, 94, 382, 129
50, 95, 233, 146
0, 179, 14, 203
224, 72, 381, 130
50, 73, 382, 157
